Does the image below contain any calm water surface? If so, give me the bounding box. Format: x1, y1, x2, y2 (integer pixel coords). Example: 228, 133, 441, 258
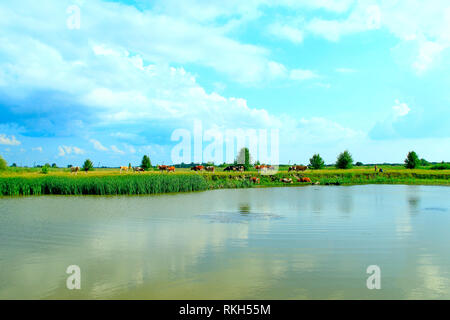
0, 185, 449, 299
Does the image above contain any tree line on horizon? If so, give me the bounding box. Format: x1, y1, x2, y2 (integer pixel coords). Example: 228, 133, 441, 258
1, 149, 449, 172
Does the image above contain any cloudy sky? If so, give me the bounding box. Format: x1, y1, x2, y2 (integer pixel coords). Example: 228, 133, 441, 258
1, 0, 449, 166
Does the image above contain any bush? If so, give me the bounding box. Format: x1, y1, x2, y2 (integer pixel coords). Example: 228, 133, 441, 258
405, 151, 420, 169
41, 166, 49, 174
0, 155, 8, 171
82, 159, 94, 172
336, 150, 353, 169
309, 154, 325, 169
355, 162, 363, 166
141, 155, 152, 171
430, 163, 450, 170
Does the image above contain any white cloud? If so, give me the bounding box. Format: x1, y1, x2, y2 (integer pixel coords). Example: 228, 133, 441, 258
290, 69, 319, 81
32, 146, 43, 152
90, 139, 109, 151
268, 23, 304, 44
412, 41, 444, 73
0, 134, 21, 146
110, 145, 125, 155
303, 1, 450, 73
306, 4, 381, 42
58, 145, 85, 157
392, 99, 410, 118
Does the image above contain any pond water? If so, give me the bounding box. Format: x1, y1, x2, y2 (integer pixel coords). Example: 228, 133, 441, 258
0, 185, 449, 299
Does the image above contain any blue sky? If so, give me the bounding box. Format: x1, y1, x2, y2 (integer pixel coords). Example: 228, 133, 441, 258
1, 0, 449, 167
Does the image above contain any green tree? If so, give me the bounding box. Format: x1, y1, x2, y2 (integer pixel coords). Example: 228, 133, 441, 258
420, 158, 429, 166
44, 163, 51, 168
51, 163, 57, 168
405, 151, 420, 169
11, 163, 17, 167
236, 147, 251, 170
141, 155, 152, 171
309, 154, 325, 169
82, 159, 94, 172
355, 161, 363, 166
0, 155, 7, 171
336, 150, 354, 169
41, 166, 49, 174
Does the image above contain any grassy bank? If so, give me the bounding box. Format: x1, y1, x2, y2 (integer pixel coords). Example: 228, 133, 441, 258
0, 175, 209, 196
0, 167, 448, 196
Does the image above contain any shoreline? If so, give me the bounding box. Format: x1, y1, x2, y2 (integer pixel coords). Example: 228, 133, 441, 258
1, 170, 449, 196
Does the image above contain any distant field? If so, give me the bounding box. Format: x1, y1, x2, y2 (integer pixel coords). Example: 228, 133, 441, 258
1, 165, 449, 178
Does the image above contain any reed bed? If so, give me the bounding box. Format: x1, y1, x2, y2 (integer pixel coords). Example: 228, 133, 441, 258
0, 174, 209, 196
1, 168, 448, 196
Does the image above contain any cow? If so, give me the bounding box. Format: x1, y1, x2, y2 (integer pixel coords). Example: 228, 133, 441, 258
288, 165, 308, 172
70, 166, 80, 175
205, 166, 215, 172
191, 165, 204, 171
224, 165, 245, 172
158, 165, 168, 172
250, 177, 260, 184
133, 167, 145, 173
298, 177, 312, 183
120, 166, 128, 173
166, 166, 175, 172
280, 178, 293, 184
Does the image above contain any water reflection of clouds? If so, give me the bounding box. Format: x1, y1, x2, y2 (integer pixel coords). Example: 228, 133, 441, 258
1, 185, 449, 299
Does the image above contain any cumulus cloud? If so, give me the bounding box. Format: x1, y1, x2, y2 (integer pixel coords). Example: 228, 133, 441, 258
90, 139, 109, 151
58, 145, 85, 157
392, 100, 410, 118
0, 134, 21, 146
110, 145, 125, 155
369, 100, 412, 140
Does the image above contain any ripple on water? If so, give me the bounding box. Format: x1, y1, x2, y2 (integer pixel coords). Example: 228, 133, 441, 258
197, 211, 283, 224
423, 207, 448, 212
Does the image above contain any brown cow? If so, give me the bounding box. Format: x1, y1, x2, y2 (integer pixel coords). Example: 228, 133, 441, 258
70, 166, 80, 175
280, 178, 293, 184
166, 166, 175, 172
289, 165, 308, 172
133, 167, 145, 173
205, 166, 215, 172
191, 165, 204, 171
298, 177, 312, 183
250, 177, 260, 184
119, 166, 128, 173
158, 165, 168, 172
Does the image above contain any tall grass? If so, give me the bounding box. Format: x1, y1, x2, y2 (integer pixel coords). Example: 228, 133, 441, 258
0, 175, 208, 196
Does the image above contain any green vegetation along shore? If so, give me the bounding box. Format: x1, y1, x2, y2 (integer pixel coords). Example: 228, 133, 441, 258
0, 168, 449, 196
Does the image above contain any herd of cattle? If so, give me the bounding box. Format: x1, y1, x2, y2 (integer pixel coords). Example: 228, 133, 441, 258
70, 164, 312, 175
